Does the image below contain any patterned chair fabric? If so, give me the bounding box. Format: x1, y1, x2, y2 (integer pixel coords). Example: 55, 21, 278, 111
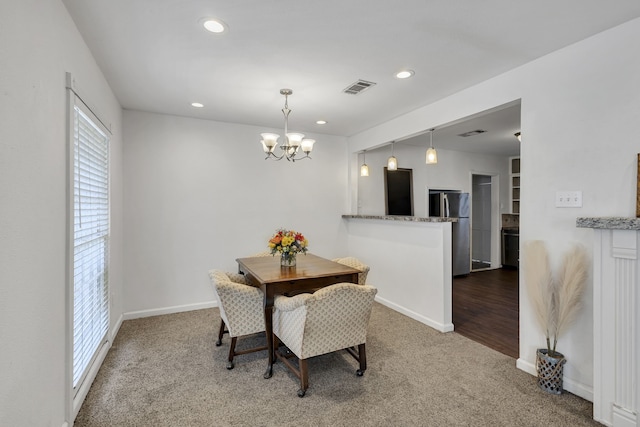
225, 271, 250, 285
272, 283, 377, 396
208, 270, 267, 369
332, 257, 370, 285
208, 270, 264, 338
250, 250, 273, 257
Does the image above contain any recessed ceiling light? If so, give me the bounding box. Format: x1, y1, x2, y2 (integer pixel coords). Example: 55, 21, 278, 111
316, 120, 327, 125
202, 18, 227, 34
191, 102, 204, 108
395, 70, 415, 79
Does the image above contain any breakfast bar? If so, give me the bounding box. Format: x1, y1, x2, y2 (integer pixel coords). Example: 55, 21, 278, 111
342, 214, 457, 332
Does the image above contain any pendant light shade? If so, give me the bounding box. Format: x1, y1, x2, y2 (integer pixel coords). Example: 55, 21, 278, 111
387, 142, 398, 171
426, 129, 438, 165
360, 151, 369, 176
426, 147, 438, 164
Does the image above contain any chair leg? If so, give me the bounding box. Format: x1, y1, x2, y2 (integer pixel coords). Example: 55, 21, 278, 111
356, 343, 367, 376
298, 358, 309, 397
273, 333, 280, 354
216, 319, 226, 346
227, 337, 237, 370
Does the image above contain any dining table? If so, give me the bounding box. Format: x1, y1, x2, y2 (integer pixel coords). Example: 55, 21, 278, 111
236, 253, 360, 379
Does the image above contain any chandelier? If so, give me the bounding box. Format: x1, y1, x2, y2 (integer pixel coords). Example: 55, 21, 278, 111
260, 89, 316, 161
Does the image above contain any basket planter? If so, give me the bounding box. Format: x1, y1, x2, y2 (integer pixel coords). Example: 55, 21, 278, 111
536, 348, 566, 395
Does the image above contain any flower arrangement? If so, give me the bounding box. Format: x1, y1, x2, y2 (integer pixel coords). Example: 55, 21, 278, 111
268, 228, 308, 256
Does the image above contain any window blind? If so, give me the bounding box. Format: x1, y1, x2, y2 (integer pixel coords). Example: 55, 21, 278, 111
72, 102, 110, 390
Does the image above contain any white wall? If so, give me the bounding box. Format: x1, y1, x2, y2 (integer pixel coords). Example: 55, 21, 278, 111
0, 1, 123, 426
122, 111, 350, 315
347, 17, 640, 400
357, 144, 510, 217
346, 219, 454, 332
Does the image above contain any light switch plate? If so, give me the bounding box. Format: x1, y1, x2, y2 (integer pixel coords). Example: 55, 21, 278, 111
555, 191, 583, 208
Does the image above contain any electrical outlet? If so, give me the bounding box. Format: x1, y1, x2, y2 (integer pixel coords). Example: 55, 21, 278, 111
555, 191, 582, 208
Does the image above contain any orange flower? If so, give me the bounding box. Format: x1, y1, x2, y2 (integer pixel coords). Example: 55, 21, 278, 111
269, 235, 282, 245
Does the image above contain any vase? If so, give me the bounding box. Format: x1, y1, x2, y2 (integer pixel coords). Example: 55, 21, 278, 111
280, 252, 296, 268
536, 348, 566, 395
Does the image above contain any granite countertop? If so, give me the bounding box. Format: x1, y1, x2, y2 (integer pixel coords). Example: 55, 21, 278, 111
576, 217, 640, 230
342, 214, 458, 223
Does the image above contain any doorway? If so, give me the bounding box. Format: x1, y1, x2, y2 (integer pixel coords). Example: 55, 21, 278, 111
471, 173, 499, 271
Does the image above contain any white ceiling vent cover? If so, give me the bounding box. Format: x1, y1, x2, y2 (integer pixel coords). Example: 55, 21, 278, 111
343, 79, 377, 95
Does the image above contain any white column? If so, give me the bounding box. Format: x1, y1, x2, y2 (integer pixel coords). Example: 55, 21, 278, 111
592, 227, 639, 427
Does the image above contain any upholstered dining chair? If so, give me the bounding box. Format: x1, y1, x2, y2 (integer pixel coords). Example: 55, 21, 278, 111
250, 250, 273, 257
332, 257, 370, 285
208, 270, 267, 369
210, 270, 256, 346
272, 282, 378, 397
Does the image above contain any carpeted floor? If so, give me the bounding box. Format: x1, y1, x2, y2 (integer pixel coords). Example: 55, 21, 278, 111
75, 303, 599, 426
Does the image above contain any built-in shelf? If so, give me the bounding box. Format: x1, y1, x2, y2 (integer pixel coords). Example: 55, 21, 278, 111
509, 157, 520, 214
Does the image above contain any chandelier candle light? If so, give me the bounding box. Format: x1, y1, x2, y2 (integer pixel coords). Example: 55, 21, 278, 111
268, 228, 309, 267
260, 89, 315, 162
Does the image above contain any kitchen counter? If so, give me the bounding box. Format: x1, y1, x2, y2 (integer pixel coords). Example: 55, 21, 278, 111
576, 216, 640, 230
342, 214, 458, 223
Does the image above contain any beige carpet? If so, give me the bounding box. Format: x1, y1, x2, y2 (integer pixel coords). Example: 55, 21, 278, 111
75, 303, 599, 426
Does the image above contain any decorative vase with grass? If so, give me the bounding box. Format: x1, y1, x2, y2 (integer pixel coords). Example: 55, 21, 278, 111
268, 228, 308, 268
523, 241, 588, 394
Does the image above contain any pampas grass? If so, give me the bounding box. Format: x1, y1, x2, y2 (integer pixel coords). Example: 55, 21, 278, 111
553, 244, 588, 353
523, 240, 589, 357
524, 241, 555, 352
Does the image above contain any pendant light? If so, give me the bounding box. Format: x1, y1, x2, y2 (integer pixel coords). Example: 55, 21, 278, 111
514, 131, 521, 141
360, 151, 369, 177
426, 129, 438, 165
387, 142, 398, 171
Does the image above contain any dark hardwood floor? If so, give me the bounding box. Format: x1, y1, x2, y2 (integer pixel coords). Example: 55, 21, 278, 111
452, 268, 519, 358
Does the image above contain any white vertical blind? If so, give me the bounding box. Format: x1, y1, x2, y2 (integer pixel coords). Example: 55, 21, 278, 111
72, 102, 110, 390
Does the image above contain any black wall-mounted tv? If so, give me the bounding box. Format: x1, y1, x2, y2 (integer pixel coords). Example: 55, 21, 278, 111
384, 167, 413, 216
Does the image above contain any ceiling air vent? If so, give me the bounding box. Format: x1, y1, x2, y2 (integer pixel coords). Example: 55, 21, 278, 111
458, 129, 487, 137
343, 79, 377, 95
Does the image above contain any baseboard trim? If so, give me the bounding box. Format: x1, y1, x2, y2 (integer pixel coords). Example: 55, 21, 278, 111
123, 301, 217, 320
516, 357, 594, 402
374, 295, 454, 332
72, 339, 111, 418
109, 313, 123, 342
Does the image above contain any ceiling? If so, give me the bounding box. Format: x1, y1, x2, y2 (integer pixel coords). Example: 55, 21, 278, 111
62, 1, 640, 155
396, 101, 522, 157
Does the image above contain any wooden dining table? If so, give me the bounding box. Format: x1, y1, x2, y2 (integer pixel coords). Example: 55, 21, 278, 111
236, 253, 360, 378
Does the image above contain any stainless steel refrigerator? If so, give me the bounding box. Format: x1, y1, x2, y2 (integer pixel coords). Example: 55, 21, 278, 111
429, 191, 471, 276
